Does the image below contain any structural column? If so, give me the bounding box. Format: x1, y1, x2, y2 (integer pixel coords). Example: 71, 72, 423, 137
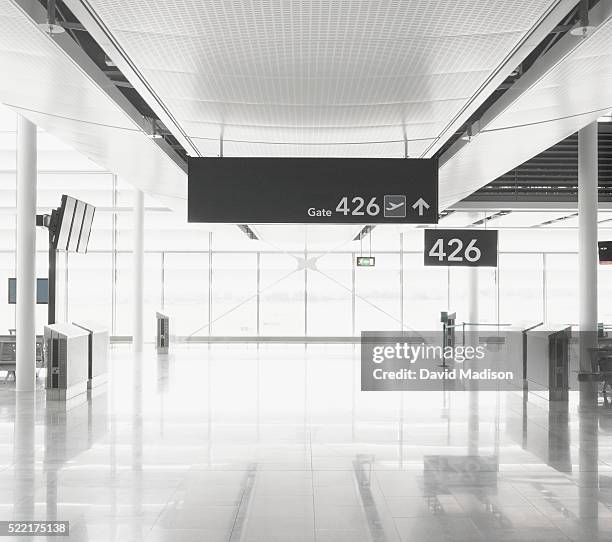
466, 213, 480, 455
467, 213, 479, 326
132, 189, 144, 352
578, 122, 598, 402
16, 116, 37, 392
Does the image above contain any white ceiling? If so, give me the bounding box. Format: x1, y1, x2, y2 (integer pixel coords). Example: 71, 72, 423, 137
439, 0, 612, 208
65, 0, 571, 158
0, 0, 187, 213
4, 0, 612, 226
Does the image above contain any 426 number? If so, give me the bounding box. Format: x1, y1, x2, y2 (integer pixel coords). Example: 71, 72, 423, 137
428, 238, 482, 263
336, 197, 380, 217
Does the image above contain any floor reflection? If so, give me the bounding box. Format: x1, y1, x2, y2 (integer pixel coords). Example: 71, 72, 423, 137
1, 344, 612, 541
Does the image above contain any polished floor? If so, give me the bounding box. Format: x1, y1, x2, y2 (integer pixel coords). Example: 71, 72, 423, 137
1, 344, 612, 541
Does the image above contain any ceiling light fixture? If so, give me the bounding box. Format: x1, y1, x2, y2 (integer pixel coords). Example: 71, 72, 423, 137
39, 0, 65, 34
147, 118, 163, 139
570, 24, 597, 37
570, 0, 596, 37
461, 125, 474, 142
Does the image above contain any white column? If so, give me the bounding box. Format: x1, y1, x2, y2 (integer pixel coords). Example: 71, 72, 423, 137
578, 122, 598, 401
468, 268, 479, 325
467, 213, 479, 326
13, 393, 36, 518
132, 189, 144, 352
16, 116, 37, 392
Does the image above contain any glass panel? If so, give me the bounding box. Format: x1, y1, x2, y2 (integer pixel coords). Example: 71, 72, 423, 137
0, 214, 16, 251
545, 254, 578, 325
35, 252, 49, 333
599, 264, 612, 326
144, 210, 211, 252
0, 173, 15, 207
499, 253, 543, 326
212, 253, 257, 336
307, 252, 352, 336
260, 253, 304, 336
83, 212, 112, 251
37, 172, 113, 208
163, 252, 209, 338
115, 253, 162, 341
448, 266, 497, 326
0, 252, 15, 333
355, 252, 401, 332
67, 252, 112, 332
403, 253, 448, 331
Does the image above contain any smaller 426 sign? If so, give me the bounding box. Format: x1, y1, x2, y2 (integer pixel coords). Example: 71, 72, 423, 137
424, 229, 498, 267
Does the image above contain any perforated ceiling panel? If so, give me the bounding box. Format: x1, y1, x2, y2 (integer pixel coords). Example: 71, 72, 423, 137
0, 0, 187, 212
487, 19, 612, 131
69, 0, 563, 157
0, 6, 133, 131
440, 1, 612, 209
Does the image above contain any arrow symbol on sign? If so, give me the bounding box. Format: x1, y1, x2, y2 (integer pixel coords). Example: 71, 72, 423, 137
412, 198, 430, 216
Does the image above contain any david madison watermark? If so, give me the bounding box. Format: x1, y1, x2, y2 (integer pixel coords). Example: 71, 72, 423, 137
361, 331, 521, 391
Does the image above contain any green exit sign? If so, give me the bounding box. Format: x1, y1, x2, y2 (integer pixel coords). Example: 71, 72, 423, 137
356, 256, 376, 267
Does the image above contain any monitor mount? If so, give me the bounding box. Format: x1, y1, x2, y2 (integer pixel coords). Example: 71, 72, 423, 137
36, 207, 61, 325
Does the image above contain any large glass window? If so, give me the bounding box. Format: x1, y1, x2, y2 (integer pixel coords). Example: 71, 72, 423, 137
115, 253, 162, 341
212, 253, 257, 336
67, 252, 113, 332
307, 253, 352, 336
0, 97, 604, 342
0, 252, 15, 333
0, 173, 16, 208
599, 264, 612, 325
545, 254, 578, 325
355, 252, 401, 332
499, 253, 543, 326
403, 254, 448, 330
37, 172, 113, 208
260, 253, 304, 336
0, 214, 15, 251
448, 267, 497, 325
163, 253, 209, 338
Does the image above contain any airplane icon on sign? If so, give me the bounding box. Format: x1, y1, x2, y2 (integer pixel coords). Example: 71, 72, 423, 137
384, 195, 406, 218
386, 201, 405, 211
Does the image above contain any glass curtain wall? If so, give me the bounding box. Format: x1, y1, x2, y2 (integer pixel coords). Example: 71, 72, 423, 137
54, 247, 596, 340
0, 106, 603, 341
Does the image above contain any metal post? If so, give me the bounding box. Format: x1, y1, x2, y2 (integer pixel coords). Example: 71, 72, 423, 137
578, 122, 598, 403
47, 229, 56, 325
16, 115, 37, 392
132, 189, 144, 352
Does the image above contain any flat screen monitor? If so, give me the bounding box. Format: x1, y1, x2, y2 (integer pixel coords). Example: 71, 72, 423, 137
8, 278, 49, 304
599, 241, 612, 265
77, 204, 95, 254
53, 195, 76, 251
51, 195, 96, 253
67, 200, 86, 252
